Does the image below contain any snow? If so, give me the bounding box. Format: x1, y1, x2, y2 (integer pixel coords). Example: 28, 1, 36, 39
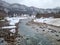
2, 26, 16, 33
10, 29, 16, 33
0, 20, 5, 21
2, 26, 16, 29
34, 17, 53, 23
34, 18, 60, 26
47, 18, 60, 26
2, 17, 28, 33
5, 17, 28, 25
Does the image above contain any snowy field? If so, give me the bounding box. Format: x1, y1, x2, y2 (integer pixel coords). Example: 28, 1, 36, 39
34, 18, 60, 26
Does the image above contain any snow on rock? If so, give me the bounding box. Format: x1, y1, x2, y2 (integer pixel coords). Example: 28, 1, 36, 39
34, 18, 60, 26
10, 29, 16, 33
2, 26, 16, 29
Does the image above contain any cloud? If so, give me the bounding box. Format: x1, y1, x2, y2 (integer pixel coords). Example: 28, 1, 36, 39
3, 0, 60, 8
20, 0, 60, 8
3, 0, 23, 3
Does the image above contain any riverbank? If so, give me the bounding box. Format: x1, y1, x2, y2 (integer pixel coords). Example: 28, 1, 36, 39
0, 17, 28, 45
34, 18, 60, 27
26, 20, 60, 45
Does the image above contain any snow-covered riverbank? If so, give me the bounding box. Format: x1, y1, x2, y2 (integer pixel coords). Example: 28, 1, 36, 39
34, 18, 60, 26
1, 17, 28, 34
27, 19, 60, 45
4, 17, 28, 33
5, 17, 28, 25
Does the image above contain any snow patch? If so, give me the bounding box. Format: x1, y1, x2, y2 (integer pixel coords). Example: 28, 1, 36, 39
5, 17, 28, 25
10, 29, 16, 33
34, 18, 60, 26
34, 17, 53, 23
2, 26, 16, 29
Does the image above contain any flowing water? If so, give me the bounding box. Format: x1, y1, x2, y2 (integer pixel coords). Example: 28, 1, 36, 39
18, 19, 53, 45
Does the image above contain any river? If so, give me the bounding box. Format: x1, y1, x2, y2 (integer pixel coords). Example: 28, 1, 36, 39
0, 18, 53, 45
18, 19, 53, 45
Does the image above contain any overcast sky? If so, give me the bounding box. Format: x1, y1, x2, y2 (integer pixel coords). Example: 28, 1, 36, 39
3, 0, 60, 9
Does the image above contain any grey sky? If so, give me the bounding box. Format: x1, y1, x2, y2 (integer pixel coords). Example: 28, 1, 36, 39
3, 0, 60, 8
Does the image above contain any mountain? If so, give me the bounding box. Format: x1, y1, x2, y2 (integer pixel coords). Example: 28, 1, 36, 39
0, 0, 10, 7
0, 0, 60, 15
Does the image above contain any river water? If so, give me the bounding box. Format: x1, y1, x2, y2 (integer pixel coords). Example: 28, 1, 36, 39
18, 19, 53, 45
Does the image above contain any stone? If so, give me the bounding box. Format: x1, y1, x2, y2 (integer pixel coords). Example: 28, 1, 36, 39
55, 34, 59, 37
57, 39, 60, 42
26, 38, 29, 40
51, 30, 57, 33
43, 30, 45, 31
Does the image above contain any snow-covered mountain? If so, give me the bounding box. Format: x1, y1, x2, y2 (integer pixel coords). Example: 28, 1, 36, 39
0, 0, 10, 7
0, 0, 60, 15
